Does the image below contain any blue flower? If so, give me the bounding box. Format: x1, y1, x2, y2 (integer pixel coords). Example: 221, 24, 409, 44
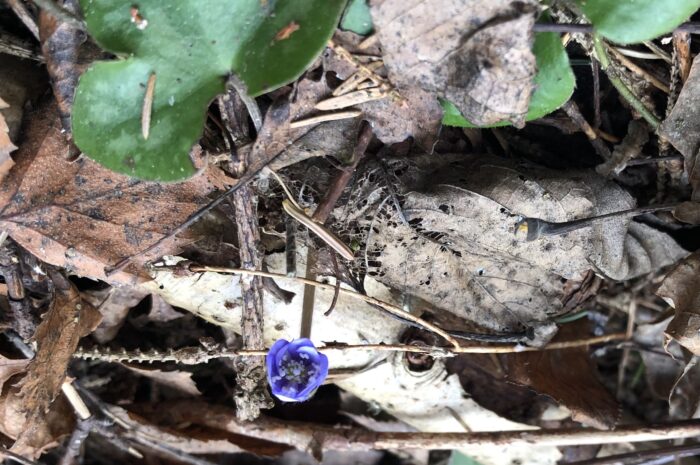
266, 338, 329, 402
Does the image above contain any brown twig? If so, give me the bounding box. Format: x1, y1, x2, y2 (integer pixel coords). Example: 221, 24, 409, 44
532, 22, 700, 34
145, 400, 700, 451
562, 100, 611, 161
607, 46, 669, 94
312, 122, 373, 223
6, 0, 40, 40
219, 82, 272, 420
76, 332, 628, 365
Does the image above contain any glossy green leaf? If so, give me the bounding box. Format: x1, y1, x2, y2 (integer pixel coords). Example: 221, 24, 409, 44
441, 31, 574, 127
73, 0, 346, 181
578, 0, 700, 44
341, 0, 373, 35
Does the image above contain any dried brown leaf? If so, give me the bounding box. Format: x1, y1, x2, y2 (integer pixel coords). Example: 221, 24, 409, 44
673, 201, 700, 224
123, 365, 201, 396
0, 102, 232, 285
0, 355, 30, 393
660, 54, 700, 199
657, 251, 700, 355
501, 322, 620, 429
366, 155, 686, 338
370, 0, 538, 127
10, 275, 101, 457
323, 32, 442, 149
38, 0, 83, 135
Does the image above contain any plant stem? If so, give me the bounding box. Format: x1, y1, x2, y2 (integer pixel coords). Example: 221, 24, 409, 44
592, 33, 661, 130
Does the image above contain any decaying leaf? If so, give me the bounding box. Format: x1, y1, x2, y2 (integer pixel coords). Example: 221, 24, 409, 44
370, 0, 538, 127
323, 32, 442, 150
660, 54, 700, 199
0, 97, 17, 184
0, 355, 30, 392
11, 272, 101, 457
669, 355, 700, 419
123, 365, 201, 396
501, 322, 620, 429
364, 155, 686, 338
248, 74, 347, 171
0, 102, 232, 285
657, 251, 700, 355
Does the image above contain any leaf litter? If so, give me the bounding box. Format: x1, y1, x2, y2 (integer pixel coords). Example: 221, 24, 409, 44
1, 1, 700, 465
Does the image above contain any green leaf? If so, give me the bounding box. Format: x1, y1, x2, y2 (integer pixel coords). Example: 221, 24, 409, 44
448, 452, 483, 465
341, 0, 373, 35
441, 31, 574, 127
73, 0, 346, 181
578, 0, 700, 44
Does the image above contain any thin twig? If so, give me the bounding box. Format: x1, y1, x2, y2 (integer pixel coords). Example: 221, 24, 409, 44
0, 448, 38, 465
608, 46, 670, 94
141, 73, 156, 140
6, 0, 40, 40
289, 110, 362, 129
561, 100, 611, 160
593, 34, 661, 129
532, 22, 700, 34
155, 263, 613, 350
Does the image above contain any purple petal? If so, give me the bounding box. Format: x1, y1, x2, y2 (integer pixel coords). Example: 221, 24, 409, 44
267, 339, 289, 377
287, 338, 314, 353
316, 352, 329, 379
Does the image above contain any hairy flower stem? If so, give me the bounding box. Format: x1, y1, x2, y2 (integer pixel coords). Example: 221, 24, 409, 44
516, 203, 679, 241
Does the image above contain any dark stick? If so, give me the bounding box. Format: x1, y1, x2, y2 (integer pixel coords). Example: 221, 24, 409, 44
533, 21, 700, 34
516, 203, 679, 241
220, 84, 272, 420
562, 100, 611, 161
627, 155, 683, 166
591, 60, 601, 130
311, 122, 373, 223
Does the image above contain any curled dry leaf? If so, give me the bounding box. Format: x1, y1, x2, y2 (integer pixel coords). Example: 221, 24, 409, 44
657, 251, 700, 355
660, 54, 700, 199
365, 155, 686, 338
501, 321, 620, 430
0, 355, 30, 392
370, 0, 538, 127
0, 102, 232, 285
10, 273, 101, 457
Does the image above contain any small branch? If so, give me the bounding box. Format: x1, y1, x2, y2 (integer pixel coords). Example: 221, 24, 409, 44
312, 122, 373, 222
532, 21, 700, 35
144, 400, 700, 451
289, 110, 362, 129
220, 83, 272, 420
561, 100, 611, 160
6, 0, 40, 40
32, 0, 86, 30
593, 34, 661, 130
76, 332, 627, 365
